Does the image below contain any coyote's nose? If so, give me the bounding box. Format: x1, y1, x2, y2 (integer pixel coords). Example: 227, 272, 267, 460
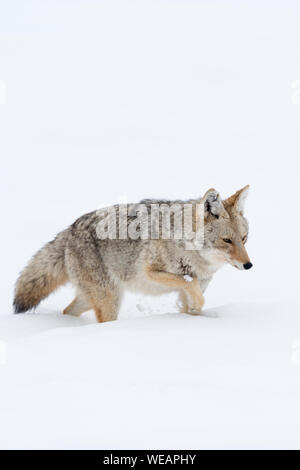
243, 262, 253, 270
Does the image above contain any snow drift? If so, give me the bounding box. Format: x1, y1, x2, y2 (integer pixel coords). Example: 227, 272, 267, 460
0, 301, 299, 449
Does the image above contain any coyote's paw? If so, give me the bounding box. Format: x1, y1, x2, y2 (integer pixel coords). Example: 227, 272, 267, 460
187, 294, 205, 315
187, 305, 204, 316
180, 277, 205, 315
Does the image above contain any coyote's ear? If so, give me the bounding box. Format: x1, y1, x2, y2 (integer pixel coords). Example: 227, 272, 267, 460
225, 185, 250, 214
201, 188, 225, 218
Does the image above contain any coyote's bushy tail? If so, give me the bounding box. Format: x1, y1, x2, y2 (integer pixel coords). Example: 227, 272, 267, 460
13, 230, 69, 313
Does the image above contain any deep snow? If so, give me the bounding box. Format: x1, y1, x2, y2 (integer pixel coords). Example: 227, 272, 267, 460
0, 301, 299, 449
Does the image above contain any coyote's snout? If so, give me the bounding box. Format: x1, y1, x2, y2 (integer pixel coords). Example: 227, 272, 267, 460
14, 186, 252, 322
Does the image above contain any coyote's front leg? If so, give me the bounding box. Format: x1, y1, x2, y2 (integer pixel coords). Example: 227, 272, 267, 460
178, 290, 204, 315
145, 265, 204, 314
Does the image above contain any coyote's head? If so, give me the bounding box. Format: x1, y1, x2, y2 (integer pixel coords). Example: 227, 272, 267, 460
201, 186, 252, 270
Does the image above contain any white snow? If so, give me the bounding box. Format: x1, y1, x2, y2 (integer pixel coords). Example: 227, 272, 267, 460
0, 301, 300, 449
1, 0, 300, 449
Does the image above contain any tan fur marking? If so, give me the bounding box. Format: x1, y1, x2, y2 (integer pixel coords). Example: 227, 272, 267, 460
145, 265, 204, 313
63, 296, 91, 316
93, 306, 105, 323
225, 185, 249, 210
231, 244, 250, 265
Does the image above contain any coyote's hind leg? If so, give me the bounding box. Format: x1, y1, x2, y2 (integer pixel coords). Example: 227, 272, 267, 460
91, 286, 121, 323
63, 295, 91, 316
77, 282, 122, 323
65, 240, 121, 322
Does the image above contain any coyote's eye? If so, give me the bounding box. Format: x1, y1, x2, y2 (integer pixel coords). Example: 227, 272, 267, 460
242, 235, 247, 243
222, 238, 232, 244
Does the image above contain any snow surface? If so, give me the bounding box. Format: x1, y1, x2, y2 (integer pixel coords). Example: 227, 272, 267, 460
1, 0, 300, 449
0, 301, 300, 449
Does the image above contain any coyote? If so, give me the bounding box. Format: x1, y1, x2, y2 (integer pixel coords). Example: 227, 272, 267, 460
14, 186, 252, 322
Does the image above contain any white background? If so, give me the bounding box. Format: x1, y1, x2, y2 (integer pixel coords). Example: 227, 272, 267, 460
0, 0, 300, 449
